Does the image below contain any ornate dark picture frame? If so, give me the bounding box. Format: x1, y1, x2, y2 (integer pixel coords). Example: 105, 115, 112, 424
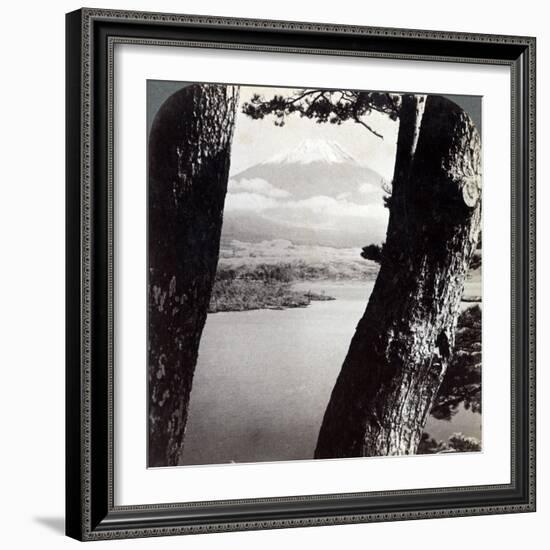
66, 8, 536, 541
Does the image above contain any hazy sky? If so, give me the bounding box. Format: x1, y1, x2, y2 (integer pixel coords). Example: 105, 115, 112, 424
223, 86, 398, 246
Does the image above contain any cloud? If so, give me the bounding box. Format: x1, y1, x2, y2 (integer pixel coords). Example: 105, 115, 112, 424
285, 195, 385, 220
358, 182, 382, 195
225, 192, 388, 237
224, 192, 279, 212
228, 178, 290, 198
224, 191, 389, 244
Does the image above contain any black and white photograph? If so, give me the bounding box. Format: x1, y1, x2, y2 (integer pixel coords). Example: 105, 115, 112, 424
0, 0, 541, 546
147, 82, 482, 468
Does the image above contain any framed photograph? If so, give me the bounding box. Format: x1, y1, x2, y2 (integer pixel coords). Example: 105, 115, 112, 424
66, 8, 536, 541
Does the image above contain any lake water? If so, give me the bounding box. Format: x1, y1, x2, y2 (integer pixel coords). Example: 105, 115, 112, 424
180, 281, 481, 465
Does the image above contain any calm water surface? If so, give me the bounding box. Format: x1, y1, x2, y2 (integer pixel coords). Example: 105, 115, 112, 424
180, 281, 480, 465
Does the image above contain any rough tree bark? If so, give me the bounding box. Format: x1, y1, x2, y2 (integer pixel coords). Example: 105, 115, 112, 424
148, 84, 239, 467
315, 95, 482, 458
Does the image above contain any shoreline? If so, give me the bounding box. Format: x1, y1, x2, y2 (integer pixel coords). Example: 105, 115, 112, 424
208, 279, 336, 314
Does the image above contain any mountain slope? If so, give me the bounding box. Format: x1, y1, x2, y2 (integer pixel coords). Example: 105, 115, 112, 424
263, 138, 360, 165
231, 139, 387, 201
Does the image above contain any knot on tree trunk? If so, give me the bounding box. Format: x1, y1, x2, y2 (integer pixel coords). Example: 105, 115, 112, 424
460, 175, 482, 208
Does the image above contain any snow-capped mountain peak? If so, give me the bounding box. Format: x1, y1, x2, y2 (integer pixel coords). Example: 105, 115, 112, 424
262, 139, 360, 166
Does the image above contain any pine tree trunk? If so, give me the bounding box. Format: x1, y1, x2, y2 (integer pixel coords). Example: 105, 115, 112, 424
148, 84, 239, 467
315, 95, 481, 458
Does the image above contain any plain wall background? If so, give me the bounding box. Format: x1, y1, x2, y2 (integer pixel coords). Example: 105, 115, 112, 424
0, 1, 545, 548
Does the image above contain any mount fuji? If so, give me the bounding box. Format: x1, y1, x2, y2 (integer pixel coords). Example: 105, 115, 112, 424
222, 139, 390, 248
230, 138, 387, 201
264, 138, 359, 165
